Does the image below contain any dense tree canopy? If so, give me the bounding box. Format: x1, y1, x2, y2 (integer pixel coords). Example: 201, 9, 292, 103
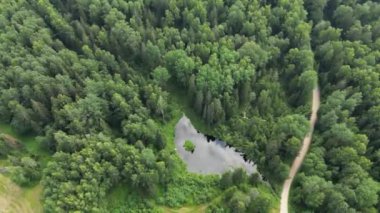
0, 0, 379, 212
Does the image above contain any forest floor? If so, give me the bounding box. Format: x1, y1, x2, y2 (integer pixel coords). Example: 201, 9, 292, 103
280, 88, 320, 213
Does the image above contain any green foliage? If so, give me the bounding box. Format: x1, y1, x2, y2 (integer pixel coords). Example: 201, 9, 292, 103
183, 140, 196, 153
158, 174, 220, 208
0, 136, 12, 157
211, 182, 277, 213
164, 50, 195, 86
10, 157, 41, 186
0, 0, 379, 212
152, 66, 171, 87
42, 132, 182, 212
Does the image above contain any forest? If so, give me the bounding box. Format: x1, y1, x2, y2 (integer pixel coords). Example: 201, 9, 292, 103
0, 0, 379, 212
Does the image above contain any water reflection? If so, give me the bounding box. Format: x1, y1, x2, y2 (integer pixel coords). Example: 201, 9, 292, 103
174, 115, 256, 174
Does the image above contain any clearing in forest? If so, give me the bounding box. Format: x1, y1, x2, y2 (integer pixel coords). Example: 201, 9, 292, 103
0, 174, 42, 213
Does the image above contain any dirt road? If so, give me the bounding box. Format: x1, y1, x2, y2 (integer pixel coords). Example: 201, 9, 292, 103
280, 88, 320, 213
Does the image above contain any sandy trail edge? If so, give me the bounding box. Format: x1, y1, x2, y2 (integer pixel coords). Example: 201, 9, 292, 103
280, 88, 320, 213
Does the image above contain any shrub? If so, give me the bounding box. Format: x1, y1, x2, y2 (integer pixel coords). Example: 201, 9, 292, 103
183, 140, 196, 153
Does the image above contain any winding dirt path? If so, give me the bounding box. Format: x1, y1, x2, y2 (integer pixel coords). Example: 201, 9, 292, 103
280, 88, 320, 213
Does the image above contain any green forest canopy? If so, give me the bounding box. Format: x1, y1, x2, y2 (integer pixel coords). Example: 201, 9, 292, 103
0, 0, 379, 212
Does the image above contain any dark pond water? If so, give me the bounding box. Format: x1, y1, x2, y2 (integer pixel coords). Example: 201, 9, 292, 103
174, 115, 256, 174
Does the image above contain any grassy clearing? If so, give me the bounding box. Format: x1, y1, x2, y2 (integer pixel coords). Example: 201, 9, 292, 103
102, 183, 150, 211
22, 183, 43, 212
0, 123, 50, 165
160, 205, 207, 213
161, 111, 181, 152
0, 123, 51, 166
0, 124, 35, 149
0, 174, 42, 213
0, 123, 46, 213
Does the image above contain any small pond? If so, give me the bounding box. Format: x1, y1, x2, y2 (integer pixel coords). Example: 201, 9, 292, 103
174, 115, 256, 175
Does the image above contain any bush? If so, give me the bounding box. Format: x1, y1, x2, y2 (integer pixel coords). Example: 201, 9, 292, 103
10, 157, 41, 186
0, 138, 11, 157
183, 140, 196, 153
158, 174, 220, 207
